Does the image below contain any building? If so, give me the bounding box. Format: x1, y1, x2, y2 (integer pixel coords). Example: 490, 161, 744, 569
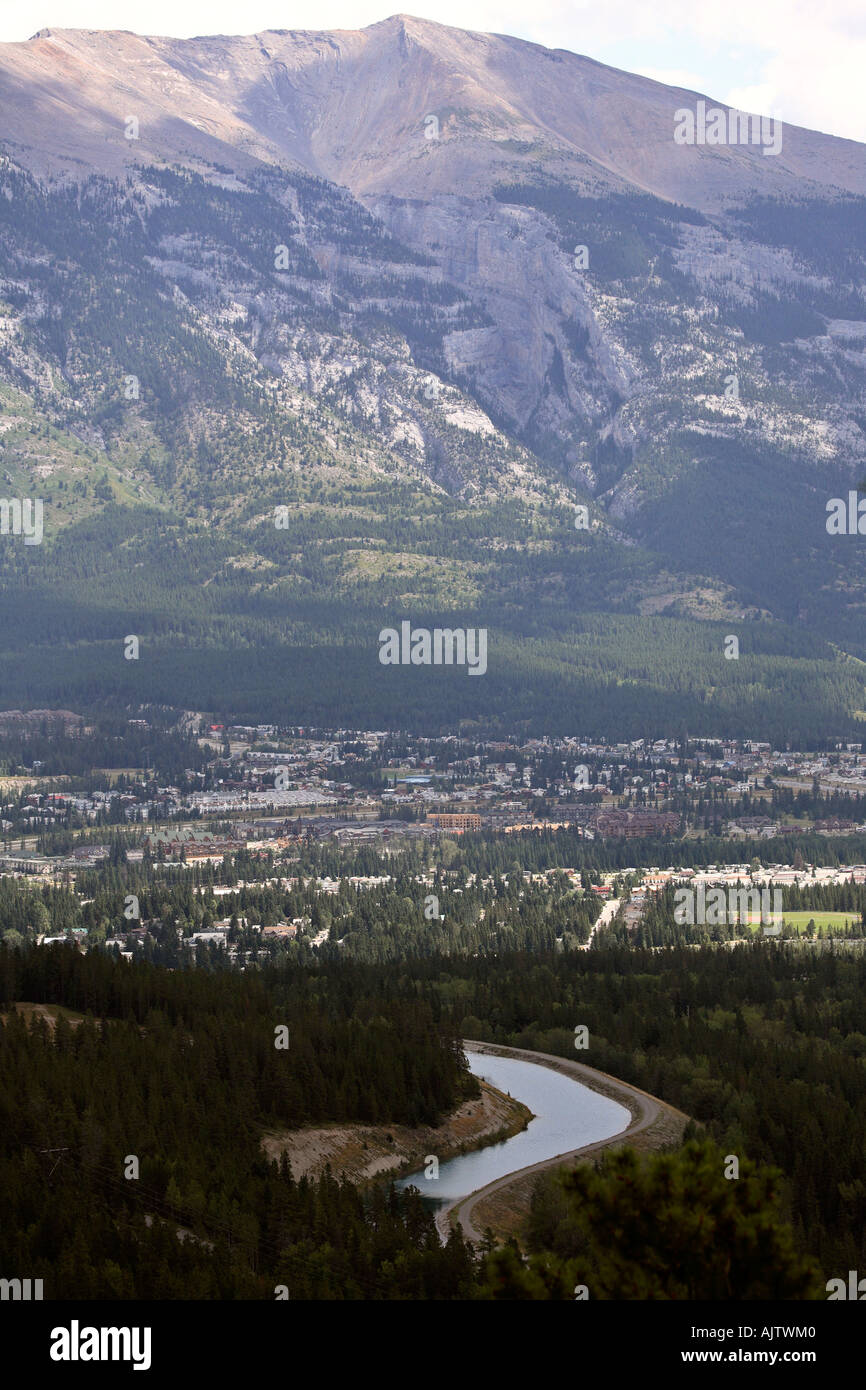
0, 854, 55, 876
593, 810, 680, 839
145, 828, 238, 859
426, 812, 481, 833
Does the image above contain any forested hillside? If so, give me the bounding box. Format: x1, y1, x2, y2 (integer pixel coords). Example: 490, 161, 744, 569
1, 940, 859, 1295
0, 945, 479, 1297
1, 149, 866, 737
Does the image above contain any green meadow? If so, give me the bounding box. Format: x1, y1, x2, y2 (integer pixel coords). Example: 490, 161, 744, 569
779, 910, 860, 932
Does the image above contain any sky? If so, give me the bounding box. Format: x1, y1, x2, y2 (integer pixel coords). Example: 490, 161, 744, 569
0, 1, 863, 144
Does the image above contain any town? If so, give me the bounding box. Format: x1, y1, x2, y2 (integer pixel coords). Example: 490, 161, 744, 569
2, 709, 866, 961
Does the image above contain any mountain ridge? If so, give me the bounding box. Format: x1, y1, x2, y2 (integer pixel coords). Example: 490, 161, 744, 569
4, 16, 865, 206
1, 17, 865, 737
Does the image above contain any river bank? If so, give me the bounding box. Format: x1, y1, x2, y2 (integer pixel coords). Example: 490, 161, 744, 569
440, 1041, 690, 1245
261, 1075, 533, 1184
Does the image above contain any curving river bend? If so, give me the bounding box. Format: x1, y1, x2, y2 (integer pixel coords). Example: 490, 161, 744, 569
395, 1044, 631, 1216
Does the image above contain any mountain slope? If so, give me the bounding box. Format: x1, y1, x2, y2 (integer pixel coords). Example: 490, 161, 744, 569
3, 18, 865, 205
1, 17, 865, 738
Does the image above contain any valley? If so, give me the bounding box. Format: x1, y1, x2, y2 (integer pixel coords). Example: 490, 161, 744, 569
0, 9, 864, 1324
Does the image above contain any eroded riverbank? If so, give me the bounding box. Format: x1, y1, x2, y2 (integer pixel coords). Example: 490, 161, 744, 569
261, 1075, 532, 1184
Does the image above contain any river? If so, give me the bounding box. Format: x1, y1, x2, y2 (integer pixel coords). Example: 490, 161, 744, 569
395, 1046, 630, 1212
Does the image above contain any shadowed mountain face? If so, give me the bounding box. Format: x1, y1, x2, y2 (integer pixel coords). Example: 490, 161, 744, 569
1, 16, 866, 739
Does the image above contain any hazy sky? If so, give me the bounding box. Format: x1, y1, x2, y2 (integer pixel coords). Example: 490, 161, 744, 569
1, 1, 863, 143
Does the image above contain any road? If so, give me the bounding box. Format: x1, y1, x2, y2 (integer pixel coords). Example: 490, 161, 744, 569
583, 893, 622, 948
436, 1039, 682, 1245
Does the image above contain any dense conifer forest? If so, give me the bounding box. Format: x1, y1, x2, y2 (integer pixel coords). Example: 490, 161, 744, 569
0, 945, 479, 1298
1, 939, 863, 1296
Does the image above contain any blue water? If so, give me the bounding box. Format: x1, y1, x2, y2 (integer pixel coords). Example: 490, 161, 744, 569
395, 1048, 630, 1207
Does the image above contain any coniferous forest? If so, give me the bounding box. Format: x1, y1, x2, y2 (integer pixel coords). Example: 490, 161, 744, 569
2, 937, 863, 1298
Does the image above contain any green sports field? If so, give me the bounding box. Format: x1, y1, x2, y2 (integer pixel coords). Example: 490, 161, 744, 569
778, 911, 860, 932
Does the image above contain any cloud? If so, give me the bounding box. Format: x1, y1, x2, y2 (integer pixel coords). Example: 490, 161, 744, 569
485, 0, 866, 139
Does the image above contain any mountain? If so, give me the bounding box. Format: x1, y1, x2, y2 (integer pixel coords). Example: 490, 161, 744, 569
1, 15, 866, 739
5, 19, 866, 202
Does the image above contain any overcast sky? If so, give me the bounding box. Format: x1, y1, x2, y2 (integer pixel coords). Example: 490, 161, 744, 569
1, 1, 863, 143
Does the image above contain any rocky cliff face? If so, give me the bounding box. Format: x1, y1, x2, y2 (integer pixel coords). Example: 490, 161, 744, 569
0, 15, 865, 731
367, 190, 632, 442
